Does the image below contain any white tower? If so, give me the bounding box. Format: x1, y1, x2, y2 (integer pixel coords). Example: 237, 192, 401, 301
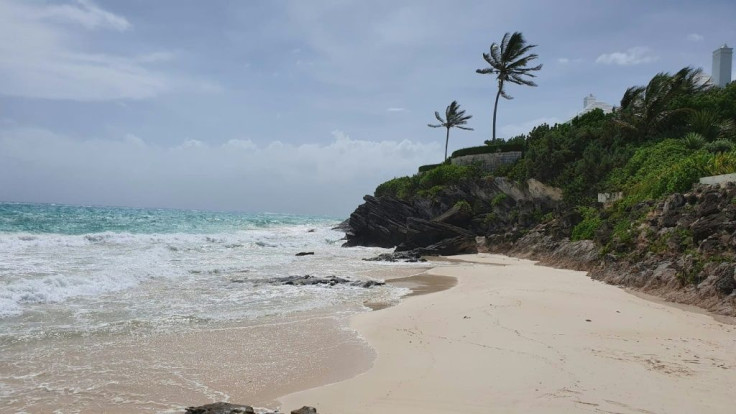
712, 44, 733, 88
583, 94, 596, 109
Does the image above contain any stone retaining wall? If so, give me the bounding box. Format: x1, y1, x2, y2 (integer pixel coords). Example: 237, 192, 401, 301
449, 151, 522, 172
700, 173, 736, 185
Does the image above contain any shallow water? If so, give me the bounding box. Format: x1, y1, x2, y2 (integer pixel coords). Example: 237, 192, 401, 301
0, 203, 422, 412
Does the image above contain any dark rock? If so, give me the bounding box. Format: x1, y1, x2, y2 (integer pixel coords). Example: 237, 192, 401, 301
713, 265, 736, 296
660, 210, 680, 228
342, 195, 425, 248
412, 236, 478, 256
697, 191, 721, 216
291, 407, 317, 414
396, 218, 474, 252
332, 218, 351, 232
342, 178, 561, 250
663, 193, 686, 213
431, 203, 473, 227
185, 402, 255, 414
698, 235, 722, 256
363, 251, 427, 262
270, 275, 383, 288
295, 251, 314, 256
691, 214, 734, 243
355, 280, 386, 288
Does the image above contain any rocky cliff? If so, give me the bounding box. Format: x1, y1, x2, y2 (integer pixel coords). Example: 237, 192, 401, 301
344, 179, 736, 317
343, 177, 563, 254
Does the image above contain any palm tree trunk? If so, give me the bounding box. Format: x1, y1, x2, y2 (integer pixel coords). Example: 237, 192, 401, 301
492, 84, 502, 141
444, 127, 450, 161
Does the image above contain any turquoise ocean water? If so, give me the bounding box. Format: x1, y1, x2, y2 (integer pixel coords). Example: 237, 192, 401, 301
0, 202, 417, 411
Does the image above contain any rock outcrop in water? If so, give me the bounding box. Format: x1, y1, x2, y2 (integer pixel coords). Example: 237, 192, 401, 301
268, 275, 385, 288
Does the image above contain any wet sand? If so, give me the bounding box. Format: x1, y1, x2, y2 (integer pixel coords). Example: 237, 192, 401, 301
278, 254, 736, 414
0, 266, 432, 413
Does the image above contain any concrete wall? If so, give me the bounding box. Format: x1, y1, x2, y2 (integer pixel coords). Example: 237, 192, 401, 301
449, 151, 522, 172
699, 173, 736, 185
598, 192, 623, 203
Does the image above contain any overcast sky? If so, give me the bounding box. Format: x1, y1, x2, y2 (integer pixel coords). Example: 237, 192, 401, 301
1, 0, 734, 217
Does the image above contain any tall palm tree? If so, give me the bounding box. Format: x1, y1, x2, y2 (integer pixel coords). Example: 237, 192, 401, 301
476, 32, 542, 141
428, 100, 474, 161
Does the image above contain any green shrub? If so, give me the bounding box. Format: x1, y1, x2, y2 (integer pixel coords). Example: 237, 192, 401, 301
483, 212, 497, 224
417, 185, 446, 199
491, 193, 508, 207
453, 200, 472, 215
418, 163, 442, 173
608, 140, 720, 208
682, 132, 706, 150
374, 175, 418, 200
418, 164, 480, 189
704, 139, 735, 153
571, 207, 601, 241
451, 143, 524, 158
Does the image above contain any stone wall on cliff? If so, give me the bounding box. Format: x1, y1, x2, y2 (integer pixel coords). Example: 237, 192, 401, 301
449, 151, 522, 172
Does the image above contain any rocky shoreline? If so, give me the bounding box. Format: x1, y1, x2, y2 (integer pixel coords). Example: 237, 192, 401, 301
340, 176, 736, 316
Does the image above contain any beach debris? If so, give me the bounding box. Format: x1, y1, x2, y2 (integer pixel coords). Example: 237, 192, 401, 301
585, 319, 592, 322
185, 402, 255, 414
291, 407, 317, 414
295, 251, 314, 256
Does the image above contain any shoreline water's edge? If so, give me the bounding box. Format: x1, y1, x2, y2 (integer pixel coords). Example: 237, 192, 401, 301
181, 266, 459, 414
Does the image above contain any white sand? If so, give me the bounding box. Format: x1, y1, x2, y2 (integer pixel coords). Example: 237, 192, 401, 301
278, 254, 736, 413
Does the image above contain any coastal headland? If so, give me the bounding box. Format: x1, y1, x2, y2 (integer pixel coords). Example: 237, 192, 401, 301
278, 254, 736, 414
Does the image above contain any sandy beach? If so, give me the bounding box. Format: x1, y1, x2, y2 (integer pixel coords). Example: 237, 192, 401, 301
278, 254, 736, 414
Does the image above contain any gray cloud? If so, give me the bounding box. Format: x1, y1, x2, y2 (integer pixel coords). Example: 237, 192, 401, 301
596, 47, 659, 66
0, 128, 440, 216
0, 0, 218, 101
40, 0, 131, 31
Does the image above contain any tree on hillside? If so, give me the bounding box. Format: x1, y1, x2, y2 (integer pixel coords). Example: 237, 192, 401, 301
428, 100, 474, 161
615, 67, 710, 140
476, 32, 542, 141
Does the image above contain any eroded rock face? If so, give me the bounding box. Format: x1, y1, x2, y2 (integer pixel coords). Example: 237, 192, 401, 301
342, 178, 562, 255
341, 195, 425, 248
344, 177, 736, 315
482, 183, 736, 316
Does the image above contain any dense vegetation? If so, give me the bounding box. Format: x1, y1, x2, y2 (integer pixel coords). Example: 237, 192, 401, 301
377, 67, 736, 247
375, 163, 482, 200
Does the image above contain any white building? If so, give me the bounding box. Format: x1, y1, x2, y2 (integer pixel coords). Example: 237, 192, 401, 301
577, 94, 614, 117
712, 44, 733, 88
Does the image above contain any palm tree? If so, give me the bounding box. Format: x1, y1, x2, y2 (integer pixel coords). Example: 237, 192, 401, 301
476, 32, 542, 141
428, 100, 474, 161
616, 67, 710, 140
